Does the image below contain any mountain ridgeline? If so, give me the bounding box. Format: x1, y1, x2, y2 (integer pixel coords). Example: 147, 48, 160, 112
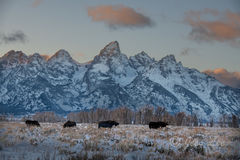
0, 41, 239, 120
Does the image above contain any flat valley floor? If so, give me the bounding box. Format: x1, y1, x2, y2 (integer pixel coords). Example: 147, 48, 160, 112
0, 122, 239, 160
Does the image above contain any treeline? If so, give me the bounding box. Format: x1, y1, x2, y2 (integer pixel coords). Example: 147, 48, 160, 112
31, 112, 64, 122
68, 106, 239, 127
67, 106, 199, 126
218, 114, 239, 128
0, 106, 239, 128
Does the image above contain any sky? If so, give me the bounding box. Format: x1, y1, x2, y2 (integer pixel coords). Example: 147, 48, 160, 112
0, 0, 240, 87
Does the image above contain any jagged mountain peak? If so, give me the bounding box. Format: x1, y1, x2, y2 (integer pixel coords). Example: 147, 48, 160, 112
45, 49, 79, 78
129, 51, 155, 72
29, 53, 44, 59
46, 49, 79, 67
28, 53, 46, 64
160, 54, 176, 63
99, 41, 121, 56
48, 49, 72, 61
93, 41, 125, 64
135, 51, 151, 59
134, 51, 155, 62
0, 50, 28, 66
2, 50, 27, 60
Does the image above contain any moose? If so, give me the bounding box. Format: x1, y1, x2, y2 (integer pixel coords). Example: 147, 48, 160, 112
25, 120, 40, 127
98, 120, 119, 128
63, 120, 76, 128
149, 121, 168, 129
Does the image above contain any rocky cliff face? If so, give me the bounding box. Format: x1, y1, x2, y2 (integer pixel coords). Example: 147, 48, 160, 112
0, 41, 239, 120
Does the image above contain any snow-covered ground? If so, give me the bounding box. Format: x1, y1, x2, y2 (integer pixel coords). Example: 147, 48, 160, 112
0, 122, 239, 160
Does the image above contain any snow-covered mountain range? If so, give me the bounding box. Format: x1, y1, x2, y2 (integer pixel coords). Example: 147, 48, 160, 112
0, 41, 239, 120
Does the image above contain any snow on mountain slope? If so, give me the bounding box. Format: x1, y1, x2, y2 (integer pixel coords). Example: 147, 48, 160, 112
143, 55, 228, 118
90, 41, 137, 87
0, 41, 239, 120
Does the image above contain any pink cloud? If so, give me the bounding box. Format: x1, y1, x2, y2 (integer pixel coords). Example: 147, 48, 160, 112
88, 5, 154, 29
204, 68, 240, 88
184, 9, 240, 47
32, 0, 44, 8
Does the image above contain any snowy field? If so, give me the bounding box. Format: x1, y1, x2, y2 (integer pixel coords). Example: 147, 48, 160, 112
0, 122, 239, 160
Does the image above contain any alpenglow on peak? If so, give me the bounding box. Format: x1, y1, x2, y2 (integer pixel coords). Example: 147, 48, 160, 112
99, 41, 121, 56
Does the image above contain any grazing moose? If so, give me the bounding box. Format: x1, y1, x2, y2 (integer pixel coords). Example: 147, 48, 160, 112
25, 120, 40, 127
98, 120, 119, 128
63, 121, 76, 128
149, 121, 168, 129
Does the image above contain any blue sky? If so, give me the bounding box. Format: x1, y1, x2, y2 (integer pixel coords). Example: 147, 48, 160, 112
0, 0, 240, 73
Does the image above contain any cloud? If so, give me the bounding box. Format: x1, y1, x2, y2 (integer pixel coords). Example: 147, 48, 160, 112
204, 68, 240, 88
180, 48, 196, 56
0, 31, 27, 44
184, 9, 240, 46
32, 0, 44, 8
88, 5, 154, 29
